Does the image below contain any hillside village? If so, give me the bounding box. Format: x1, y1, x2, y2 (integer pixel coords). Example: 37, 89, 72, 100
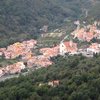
0, 21, 100, 78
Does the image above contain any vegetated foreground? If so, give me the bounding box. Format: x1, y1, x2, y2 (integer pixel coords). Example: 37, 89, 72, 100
0, 55, 100, 100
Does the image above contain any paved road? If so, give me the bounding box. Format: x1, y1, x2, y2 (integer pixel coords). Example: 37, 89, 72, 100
0, 67, 41, 82
0, 74, 19, 82
0, 72, 29, 82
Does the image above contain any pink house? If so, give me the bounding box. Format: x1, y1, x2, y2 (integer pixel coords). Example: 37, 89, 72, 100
27, 55, 53, 68
4, 51, 11, 59
40, 46, 59, 58
6, 62, 25, 74
48, 80, 60, 87
0, 48, 6, 57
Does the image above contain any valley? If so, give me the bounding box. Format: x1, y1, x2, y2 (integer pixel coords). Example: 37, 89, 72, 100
0, 0, 100, 100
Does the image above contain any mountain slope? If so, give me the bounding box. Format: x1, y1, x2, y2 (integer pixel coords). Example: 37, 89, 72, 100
0, 0, 100, 47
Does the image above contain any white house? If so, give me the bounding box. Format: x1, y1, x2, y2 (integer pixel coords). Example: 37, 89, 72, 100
87, 43, 100, 54
59, 41, 78, 55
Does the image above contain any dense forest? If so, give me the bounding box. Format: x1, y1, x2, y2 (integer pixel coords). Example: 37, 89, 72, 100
0, 0, 100, 47
0, 54, 100, 100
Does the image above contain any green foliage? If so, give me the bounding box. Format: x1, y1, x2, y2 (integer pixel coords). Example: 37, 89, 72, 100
0, 0, 99, 47
89, 2, 100, 20
0, 55, 100, 99
0, 56, 19, 67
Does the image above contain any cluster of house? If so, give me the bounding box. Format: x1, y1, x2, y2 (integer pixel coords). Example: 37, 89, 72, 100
71, 22, 100, 42
59, 41, 100, 57
0, 39, 37, 77
26, 46, 59, 67
27, 55, 53, 68
0, 21, 100, 78
0, 39, 100, 77
0, 39, 59, 77
8, 40, 36, 59
59, 21, 100, 56
0, 39, 37, 59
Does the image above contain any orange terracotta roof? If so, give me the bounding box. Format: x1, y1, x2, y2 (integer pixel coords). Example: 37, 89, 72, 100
63, 41, 78, 53
40, 46, 59, 58
89, 43, 100, 50
71, 24, 98, 42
